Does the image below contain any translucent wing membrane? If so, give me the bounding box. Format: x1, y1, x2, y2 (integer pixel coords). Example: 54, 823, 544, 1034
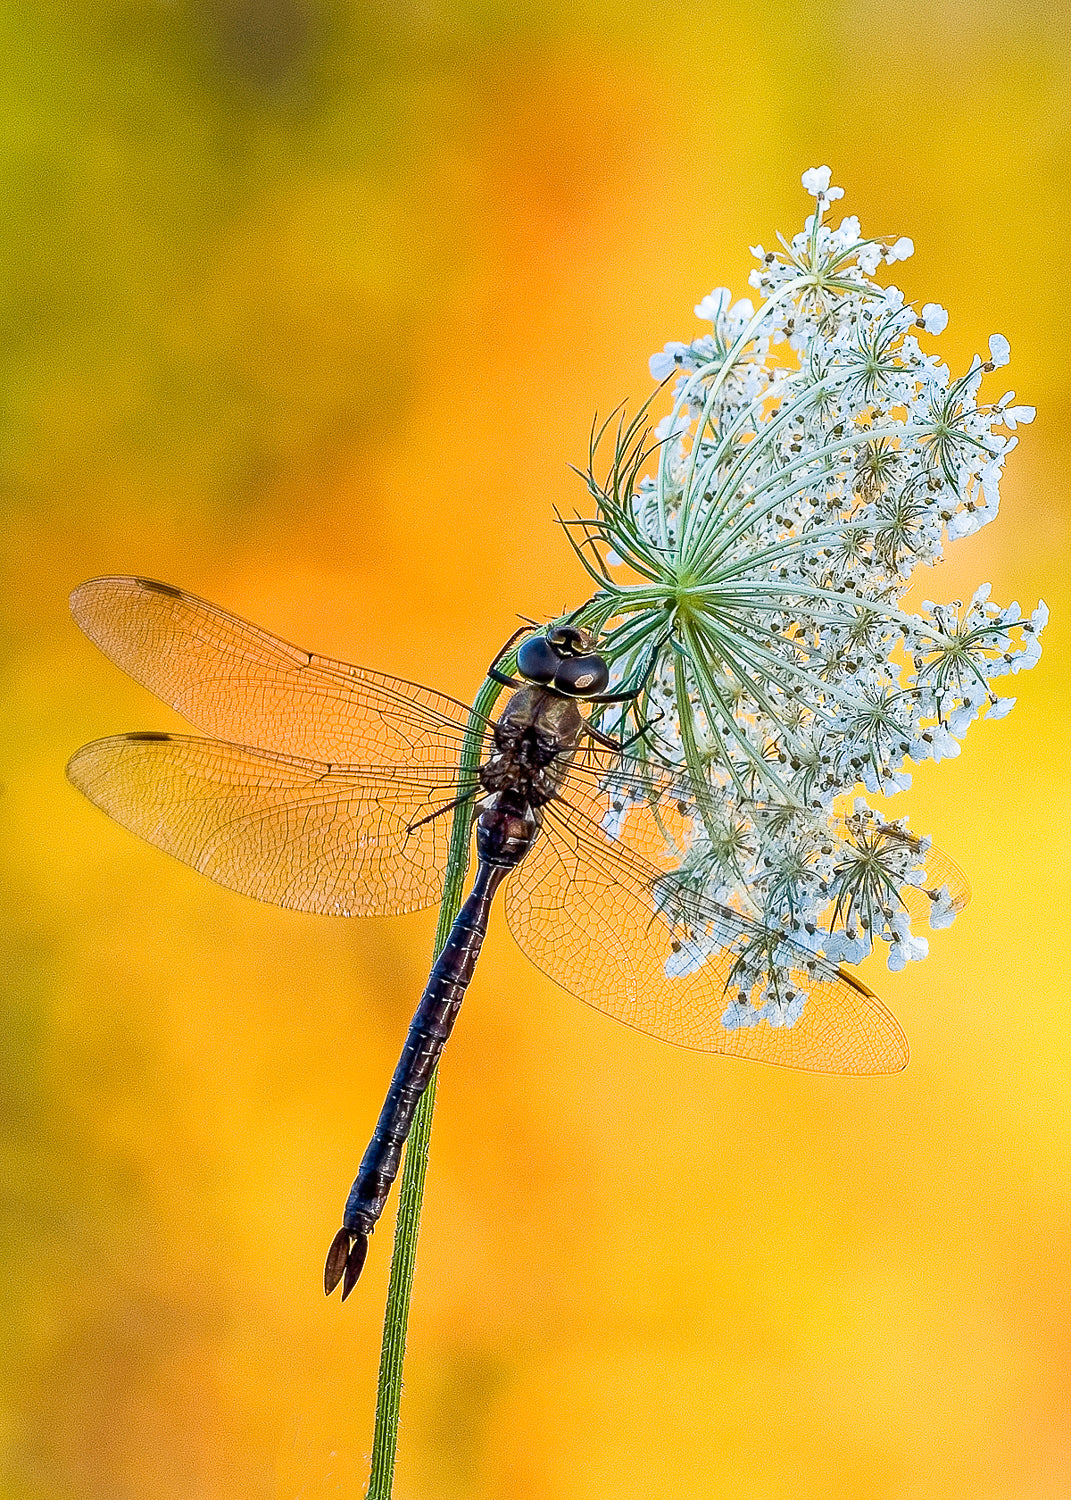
864, 823, 971, 920
565, 742, 707, 871
70, 577, 482, 765
564, 743, 971, 925
507, 798, 909, 1074
67, 735, 465, 916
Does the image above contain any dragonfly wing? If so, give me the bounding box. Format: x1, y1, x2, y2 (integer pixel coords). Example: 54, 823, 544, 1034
564, 740, 701, 870
870, 824, 971, 921
564, 743, 971, 925
504, 797, 908, 1075
67, 734, 469, 915
70, 577, 483, 765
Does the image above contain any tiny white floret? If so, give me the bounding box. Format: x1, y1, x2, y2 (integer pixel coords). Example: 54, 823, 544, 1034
801, 166, 832, 196
920, 303, 948, 334
986, 696, 1016, 719
885, 236, 914, 262
695, 288, 732, 323
1002, 404, 1035, 430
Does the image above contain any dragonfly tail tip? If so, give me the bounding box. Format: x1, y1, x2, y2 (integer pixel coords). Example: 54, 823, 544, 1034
340, 1233, 369, 1300
324, 1225, 366, 1297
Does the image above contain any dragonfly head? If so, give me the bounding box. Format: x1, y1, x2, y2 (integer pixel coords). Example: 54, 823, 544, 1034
517, 626, 610, 698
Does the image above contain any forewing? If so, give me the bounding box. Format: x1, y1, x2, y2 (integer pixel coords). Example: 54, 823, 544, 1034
70, 576, 483, 765
505, 797, 908, 1074
67, 734, 468, 915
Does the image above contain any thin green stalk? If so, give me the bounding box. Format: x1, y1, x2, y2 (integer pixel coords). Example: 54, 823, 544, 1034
365, 668, 506, 1500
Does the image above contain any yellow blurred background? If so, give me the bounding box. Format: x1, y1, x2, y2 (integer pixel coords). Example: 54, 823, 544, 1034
3, 2, 1070, 1496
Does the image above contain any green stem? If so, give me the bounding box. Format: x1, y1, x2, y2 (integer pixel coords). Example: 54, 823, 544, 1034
365, 668, 506, 1500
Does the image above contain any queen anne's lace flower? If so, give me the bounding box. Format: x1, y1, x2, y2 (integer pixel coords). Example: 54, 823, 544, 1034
562, 169, 1046, 1031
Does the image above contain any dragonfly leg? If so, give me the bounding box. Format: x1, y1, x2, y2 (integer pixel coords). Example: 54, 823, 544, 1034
584, 708, 665, 754
486, 625, 531, 690
405, 783, 481, 834
582, 628, 673, 706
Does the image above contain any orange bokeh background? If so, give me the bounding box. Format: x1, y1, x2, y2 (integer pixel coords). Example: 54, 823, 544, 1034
3, 4, 1070, 1497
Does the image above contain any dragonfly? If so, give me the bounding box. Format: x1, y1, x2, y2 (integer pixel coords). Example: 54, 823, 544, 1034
66, 576, 969, 1299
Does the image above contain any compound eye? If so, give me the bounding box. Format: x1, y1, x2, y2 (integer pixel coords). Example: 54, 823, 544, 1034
553, 653, 609, 696
517, 634, 559, 684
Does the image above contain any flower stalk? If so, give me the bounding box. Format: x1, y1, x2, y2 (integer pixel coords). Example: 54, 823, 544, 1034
365, 667, 507, 1500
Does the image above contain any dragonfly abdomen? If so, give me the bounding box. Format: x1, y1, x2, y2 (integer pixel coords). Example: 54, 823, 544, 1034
327, 833, 528, 1298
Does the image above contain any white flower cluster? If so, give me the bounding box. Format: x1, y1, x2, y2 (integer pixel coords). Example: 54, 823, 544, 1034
568, 168, 1046, 1028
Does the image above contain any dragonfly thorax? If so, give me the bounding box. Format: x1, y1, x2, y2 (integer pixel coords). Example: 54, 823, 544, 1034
482, 685, 583, 798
